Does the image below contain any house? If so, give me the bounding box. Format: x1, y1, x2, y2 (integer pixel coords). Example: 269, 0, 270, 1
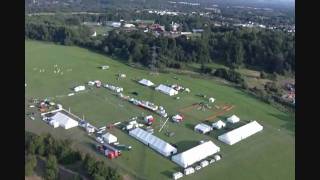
212, 120, 226, 129
192, 29, 204, 33
139, 79, 154, 87
194, 123, 212, 134
171, 141, 220, 168
218, 121, 263, 145
111, 22, 121, 28
172, 114, 183, 123
155, 84, 178, 96
124, 23, 135, 28
102, 133, 118, 144
49, 112, 79, 129
129, 128, 177, 157
149, 24, 165, 32
227, 115, 240, 124
74, 85, 85, 92
181, 32, 192, 35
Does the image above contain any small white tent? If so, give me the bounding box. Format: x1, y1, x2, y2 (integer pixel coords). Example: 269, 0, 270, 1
171, 141, 220, 168
102, 133, 117, 144
227, 115, 240, 124
50, 112, 78, 129
74, 85, 85, 92
155, 84, 178, 96
139, 79, 154, 87
209, 97, 215, 103
218, 121, 263, 145
212, 120, 226, 129
194, 123, 212, 134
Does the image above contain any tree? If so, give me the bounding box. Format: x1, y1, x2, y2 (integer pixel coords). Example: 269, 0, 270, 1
45, 155, 59, 180
25, 154, 37, 176
83, 154, 95, 176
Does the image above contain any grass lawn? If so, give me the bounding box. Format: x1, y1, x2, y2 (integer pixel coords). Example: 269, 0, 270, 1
25, 40, 295, 180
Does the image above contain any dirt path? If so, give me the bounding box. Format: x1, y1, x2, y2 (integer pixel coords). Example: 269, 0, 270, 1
204, 105, 235, 121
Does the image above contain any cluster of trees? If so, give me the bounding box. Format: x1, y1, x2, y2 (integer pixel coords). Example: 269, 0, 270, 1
25, 132, 122, 180
25, 16, 93, 45
199, 65, 245, 85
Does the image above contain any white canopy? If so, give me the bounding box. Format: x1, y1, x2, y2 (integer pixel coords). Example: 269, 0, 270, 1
227, 115, 240, 123
129, 128, 177, 157
209, 97, 215, 103
139, 79, 155, 86
171, 141, 220, 168
74, 85, 85, 92
194, 123, 212, 134
102, 133, 117, 144
155, 84, 178, 96
218, 121, 263, 145
50, 112, 78, 129
212, 120, 226, 129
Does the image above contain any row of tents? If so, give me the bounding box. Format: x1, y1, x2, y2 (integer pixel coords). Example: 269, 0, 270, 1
138, 78, 180, 96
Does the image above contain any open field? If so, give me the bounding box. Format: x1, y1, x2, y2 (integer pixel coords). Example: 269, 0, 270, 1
25, 40, 295, 180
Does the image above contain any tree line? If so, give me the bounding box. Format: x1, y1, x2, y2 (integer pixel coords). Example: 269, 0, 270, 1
25, 15, 294, 75
25, 132, 122, 180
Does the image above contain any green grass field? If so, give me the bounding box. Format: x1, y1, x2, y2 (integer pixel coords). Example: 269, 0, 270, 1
25, 40, 295, 180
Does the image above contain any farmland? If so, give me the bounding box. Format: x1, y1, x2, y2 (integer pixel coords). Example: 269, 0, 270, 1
25, 40, 295, 180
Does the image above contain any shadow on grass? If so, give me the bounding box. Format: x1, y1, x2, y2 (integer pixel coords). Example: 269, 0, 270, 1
184, 123, 195, 131
161, 170, 174, 178
174, 140, 199, 152
268, 112, 295, 135
233, 90, 295, 135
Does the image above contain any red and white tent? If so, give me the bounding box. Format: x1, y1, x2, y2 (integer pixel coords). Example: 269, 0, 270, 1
172, 114, 184, 123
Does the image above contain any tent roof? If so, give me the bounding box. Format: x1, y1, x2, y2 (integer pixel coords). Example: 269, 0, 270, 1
212, 120, 226, 127
195, 123, 212, 132
51, 112, 78, 128
227, 115, 240, 122
155, 84, 178, 94
102, 133, 117, 140
218, 121, 263, 145
129, 128, 177, 156
139, 79, 154, 86
173, 114, 183, 120
172, 141, 220, 168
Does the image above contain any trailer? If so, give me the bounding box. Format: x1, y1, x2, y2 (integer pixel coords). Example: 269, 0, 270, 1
96, 143, 121, 159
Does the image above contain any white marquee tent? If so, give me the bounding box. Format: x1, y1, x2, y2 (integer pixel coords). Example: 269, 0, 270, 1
218, 121, 263, 145
155, 84, 178, 96
227, 115, 240, 124
102, 133, 118, 144
129, 128, 177, 157
50, 112, 79, 129
171, 141, 220, 168
212, 120, 226, 129
194, 123, 212, 134
139, 79, 154, 87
